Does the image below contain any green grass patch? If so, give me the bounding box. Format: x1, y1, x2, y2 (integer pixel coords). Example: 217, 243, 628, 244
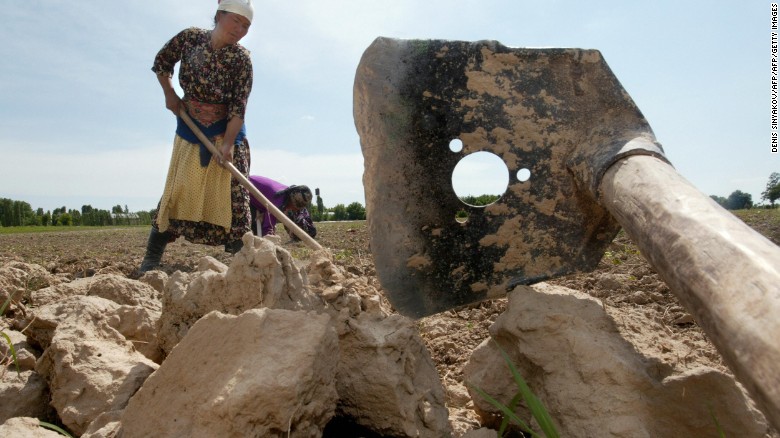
1, 331, 20, 376
731, 208, 780, 245
732, 207, 780, 224
39, 421, 73, 437
469, 339, 559, 438
708, 404, 726, 438
333, 249, 354, 261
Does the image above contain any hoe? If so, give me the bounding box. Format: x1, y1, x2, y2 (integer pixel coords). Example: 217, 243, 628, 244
354, 37, 780, 429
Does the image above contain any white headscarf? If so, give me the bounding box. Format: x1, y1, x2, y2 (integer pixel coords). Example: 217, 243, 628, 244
217, 0, 254, 23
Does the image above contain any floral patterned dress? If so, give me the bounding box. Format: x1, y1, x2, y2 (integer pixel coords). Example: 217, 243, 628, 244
151, 27, 253, 246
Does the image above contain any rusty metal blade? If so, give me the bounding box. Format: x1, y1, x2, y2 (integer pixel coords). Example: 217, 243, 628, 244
354, 38, 666, 318
354, 37, 780, 432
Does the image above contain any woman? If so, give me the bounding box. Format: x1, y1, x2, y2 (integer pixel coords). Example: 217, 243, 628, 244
140, 0, 254, 273
248, 175, 317, 240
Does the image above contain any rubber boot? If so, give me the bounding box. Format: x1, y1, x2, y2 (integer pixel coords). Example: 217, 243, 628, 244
139, 227, 171, 273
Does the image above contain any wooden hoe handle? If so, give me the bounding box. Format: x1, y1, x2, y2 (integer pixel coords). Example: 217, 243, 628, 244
178, 110, 323, 251
601, 154, 780, 429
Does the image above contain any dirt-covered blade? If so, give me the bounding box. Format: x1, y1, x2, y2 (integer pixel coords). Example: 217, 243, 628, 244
354, 37, 780, 431
353, 38, 666, 318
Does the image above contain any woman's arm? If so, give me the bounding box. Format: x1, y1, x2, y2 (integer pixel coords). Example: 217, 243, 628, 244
156, 74, 182, 117
219, 115, 244, 164
152, 28, 191, 115
220, 48, 252, 165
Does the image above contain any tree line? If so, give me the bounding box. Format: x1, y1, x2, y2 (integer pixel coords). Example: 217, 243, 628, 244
4, 171, 775, 228
0, 197, 368, 228
0, 200, 155, 227
710, 172, 780, 210
309, 189, 366, 221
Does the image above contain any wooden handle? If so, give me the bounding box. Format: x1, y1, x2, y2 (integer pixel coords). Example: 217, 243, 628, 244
179, 110, 323, 251
600, 154, 780, 429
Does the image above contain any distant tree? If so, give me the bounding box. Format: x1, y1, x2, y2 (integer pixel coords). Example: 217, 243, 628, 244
80, 206, 112, 226
51, 206, 67, 226
99, 210, 114, 226
42, 211, 51, 226
68, 209, 82, 226
345, 202, 366, 220
460, 194, 501, 206
765, 186, 780, 208
331, 204, 348, 221
761, 172, 780, 207
1, 199, 11, 226
309, 188, 326, 222
0, 198, 8, 226
81, 210, 94, 226
710, 195, 728, 208
21, 201, 35, 225
58, 212, 73, 226
0, 198, 35, 226
112, 205, 123, 214
27, 213, 41, 226
34, 208, 45, 226
136, 210, 153, 225
725, 190, 753, 210
310, 207, 326, 222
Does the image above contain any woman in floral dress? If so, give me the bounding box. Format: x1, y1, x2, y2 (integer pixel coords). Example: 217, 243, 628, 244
140, 0, 254, 272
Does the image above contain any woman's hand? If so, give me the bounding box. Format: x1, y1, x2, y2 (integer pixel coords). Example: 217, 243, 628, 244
218, 116, 244, 166
218, 140, 234, 166
164, 90, 182, 116
157, 74, 182, 117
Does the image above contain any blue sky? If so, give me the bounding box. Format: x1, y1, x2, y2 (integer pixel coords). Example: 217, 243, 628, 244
0, 1, 775, 213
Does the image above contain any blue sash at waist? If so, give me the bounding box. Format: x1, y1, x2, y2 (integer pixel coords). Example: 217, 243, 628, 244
176, 116, 247, 167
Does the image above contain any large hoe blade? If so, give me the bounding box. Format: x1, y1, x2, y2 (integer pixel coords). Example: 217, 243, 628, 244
354, 37, 780, 429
